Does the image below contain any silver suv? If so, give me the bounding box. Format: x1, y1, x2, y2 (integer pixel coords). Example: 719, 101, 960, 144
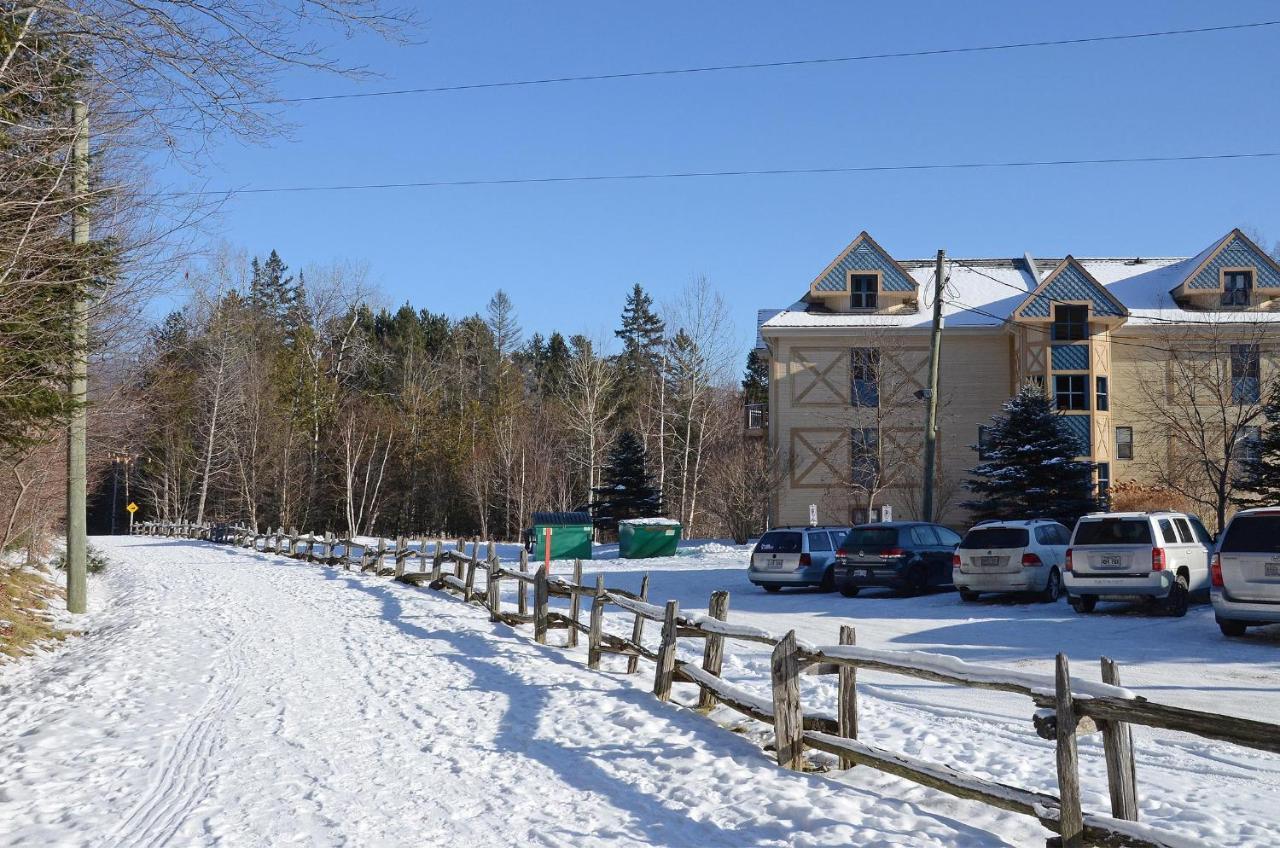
953, 519, 1071, 603
1212, 508, 1280, 636
1064, 511, 1212, 616
748, 526, 852, 593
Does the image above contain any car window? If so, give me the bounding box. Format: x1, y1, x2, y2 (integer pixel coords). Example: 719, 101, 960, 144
1034, 526, 1053, 545
1221, 515, 1280, 553
961, 527, 1028, 549
1057, 525, 1073, 544
1158, 519, 1178, 544
827, 531, 846, 550
911, 525, 940, 545
1188, 517, 1214, 546
1073, 519, 1152, 545
756, 531, 802, 554
843, 527, 898, 549
935, 526, 962, 546
808, 531, 832, 552
1172, 518, 1193, 544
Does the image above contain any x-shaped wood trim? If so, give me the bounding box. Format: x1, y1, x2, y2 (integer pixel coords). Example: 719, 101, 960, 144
792, 430, 846, 486
792, 349, 845, 405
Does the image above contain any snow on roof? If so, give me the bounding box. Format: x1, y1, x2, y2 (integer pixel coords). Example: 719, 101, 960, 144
761, 255, 1280, 333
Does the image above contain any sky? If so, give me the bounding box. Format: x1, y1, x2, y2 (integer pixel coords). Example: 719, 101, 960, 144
158, 1, 1280, 360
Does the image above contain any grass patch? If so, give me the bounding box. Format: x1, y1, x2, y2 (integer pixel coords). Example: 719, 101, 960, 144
0, 566, 67, 661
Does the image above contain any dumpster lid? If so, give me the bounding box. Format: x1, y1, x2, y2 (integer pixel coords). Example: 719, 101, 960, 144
531, 511, 592, 526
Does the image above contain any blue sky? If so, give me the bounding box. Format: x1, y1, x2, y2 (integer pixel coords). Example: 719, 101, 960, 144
162, 1, 1280, 358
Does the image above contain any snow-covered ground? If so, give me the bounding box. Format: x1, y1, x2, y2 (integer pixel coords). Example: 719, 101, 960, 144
1, 536, 1277, 846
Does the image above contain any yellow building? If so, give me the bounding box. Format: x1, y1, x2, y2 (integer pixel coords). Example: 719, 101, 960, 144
755, 229, 1280, 529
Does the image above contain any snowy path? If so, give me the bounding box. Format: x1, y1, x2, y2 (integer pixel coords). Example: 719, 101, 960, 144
1, 537, 1056, 847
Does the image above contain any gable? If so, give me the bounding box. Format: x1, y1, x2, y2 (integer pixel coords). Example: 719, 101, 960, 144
1015, 258, 1127, 320
1181, 231, 1280, 291
810, 232, 917, 294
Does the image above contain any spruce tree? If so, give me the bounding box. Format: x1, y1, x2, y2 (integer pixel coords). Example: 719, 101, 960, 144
591, 430, 663, 529
614, 284, 665, 374
742, 349, 768, 405
1235, 375, 1280, 505
963, 383, 1099, 526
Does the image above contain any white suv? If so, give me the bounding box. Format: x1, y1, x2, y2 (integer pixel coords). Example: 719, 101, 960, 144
1212, 507, 1280, 637
1064, 511, 1212, 617
953, 519, 1071, 602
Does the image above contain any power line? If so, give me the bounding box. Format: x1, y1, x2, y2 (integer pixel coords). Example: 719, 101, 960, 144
177, 150, 1280, 197
111, 19, 1280, 114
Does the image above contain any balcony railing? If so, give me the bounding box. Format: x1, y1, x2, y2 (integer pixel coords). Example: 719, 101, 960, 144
744, 403, 768, 433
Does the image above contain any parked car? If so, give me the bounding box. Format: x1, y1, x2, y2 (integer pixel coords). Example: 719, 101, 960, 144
1211, 507, 1280, 636
952, 519, 1071, 603
747, 526, 852, 592
834, 522, 962, 597
1063, 511, 1212, 617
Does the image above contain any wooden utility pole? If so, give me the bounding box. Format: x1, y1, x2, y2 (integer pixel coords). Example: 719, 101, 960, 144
921, 249, 945, 523
66, 100, 89, 614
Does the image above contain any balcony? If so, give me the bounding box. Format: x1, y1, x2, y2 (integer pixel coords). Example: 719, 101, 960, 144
744, 403, 768, 436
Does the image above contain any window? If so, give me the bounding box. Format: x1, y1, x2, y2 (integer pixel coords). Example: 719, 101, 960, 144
1231, 344, 1261, 404
1052, 305, 1089, 341
756, 531, 802, 554
911, 525, 941, 546
1158, 518, 1178, 544
1053, 525, 1073, 545
963, 527, 1029, 548
1116, 426, 1134, 460
850, 274, 878, 309
1173, 518, 1193, 544
850, 348, 880, 407
1222, 270, 1253, 306
850, 428, 879, 489
1075, 518, 1152, 545
1237, 425, 1262, 465
1097, 462, 1111, 506
1096, 376, 1109, 411
936, 526, 962, 546
1055, 374, 1089, 411
1188, 516, 1214, 545
808, 531, 832, 552
1221, 515, 1280, 553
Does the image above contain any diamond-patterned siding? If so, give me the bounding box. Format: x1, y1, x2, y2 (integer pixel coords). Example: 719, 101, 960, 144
1186, 235, 1280, 290
814, 241, 916, 293
1058, 415, 1091, 456
1021, 263, 1125, 318
1051, 344, 1089, 370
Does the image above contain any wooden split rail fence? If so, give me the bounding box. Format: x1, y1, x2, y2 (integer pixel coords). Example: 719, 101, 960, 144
139, 521, 1280, 848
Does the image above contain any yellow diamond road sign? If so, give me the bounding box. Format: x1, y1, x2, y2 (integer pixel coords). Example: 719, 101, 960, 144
126, 502, 139, 514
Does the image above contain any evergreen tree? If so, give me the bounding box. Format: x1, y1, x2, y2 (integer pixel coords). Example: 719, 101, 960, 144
614, 284, 665, 374
963, 383, 1099, 525
591, 430, 663, 529
742, 348, 768, 405
1235, 375, 1280, 505
486, 289, 521, 357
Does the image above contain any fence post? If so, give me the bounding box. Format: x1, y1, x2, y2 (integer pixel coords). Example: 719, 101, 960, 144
418, 537, 428, 576
653, 600, 679, 701
1054, 653, 1085, 848
534, 566, 549, 644
771, 630, 805, 770
374, 537, 385, 573
487, 541, 500, 621
463, 553, 477, 602
838, 624, 858, 769
587, 574, 605, 670
518, 549, 529, 616
1099, 656, 1139, 822
627, 574, 650, 675
432, 540, 444, 582
395, 536, 407, 579
568, 560, 583, 648
696, 590, 730, 711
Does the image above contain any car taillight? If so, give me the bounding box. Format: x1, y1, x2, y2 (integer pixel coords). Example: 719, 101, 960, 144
879, 547, 905, 559
836, 549, 847, 559
1021, 552, 1042, 567
1151, 548, 1166, 571
799, 553, 812, 566
952, 553, 961, 568
1211, 552, 1223, 587
1065, 548, 1073, 571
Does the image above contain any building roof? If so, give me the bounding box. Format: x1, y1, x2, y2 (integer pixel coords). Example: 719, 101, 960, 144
762, 234, 1280, 335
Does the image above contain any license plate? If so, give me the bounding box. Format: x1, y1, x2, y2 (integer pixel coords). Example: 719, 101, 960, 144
766, 559, 784, 571
1100, 554, 1123, 568
1266, 563, 1280, 577
981, 556, 1001, 568
852, 568, 870, 578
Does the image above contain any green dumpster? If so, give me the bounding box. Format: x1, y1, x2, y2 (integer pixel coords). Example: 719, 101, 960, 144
618, 518, 682, 558
531, 511, 593, 561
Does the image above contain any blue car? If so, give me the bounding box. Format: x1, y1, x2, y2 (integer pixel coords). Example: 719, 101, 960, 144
748, 526, 852, 593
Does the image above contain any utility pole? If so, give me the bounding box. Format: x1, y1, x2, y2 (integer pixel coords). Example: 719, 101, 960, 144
921, 249, 945, 523
66, 100, 89, 613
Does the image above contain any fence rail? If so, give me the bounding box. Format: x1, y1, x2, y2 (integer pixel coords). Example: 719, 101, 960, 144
137, 520, 1280, 848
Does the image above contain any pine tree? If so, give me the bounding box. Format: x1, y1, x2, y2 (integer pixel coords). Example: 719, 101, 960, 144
614, 284, 665, 374
742, 348, 768, 404
1235, 375, 1280, 505
963, 383, 1099, 525
591, 430, 663, 529
486, 289, 521, 357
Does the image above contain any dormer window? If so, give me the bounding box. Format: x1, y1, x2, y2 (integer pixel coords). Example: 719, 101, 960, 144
1222, 270, 1253, 306
850, 274, 878, 309
1051, 304, 1088, 340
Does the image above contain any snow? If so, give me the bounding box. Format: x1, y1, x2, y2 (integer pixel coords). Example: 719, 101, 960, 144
619, 517, 681, 526
2, 537, 1278, 846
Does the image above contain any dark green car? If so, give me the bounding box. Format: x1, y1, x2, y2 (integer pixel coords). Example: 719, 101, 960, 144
835, 522, 962, 597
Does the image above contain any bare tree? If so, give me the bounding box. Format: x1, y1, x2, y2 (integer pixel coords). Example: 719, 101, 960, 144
560, 338, 619, 501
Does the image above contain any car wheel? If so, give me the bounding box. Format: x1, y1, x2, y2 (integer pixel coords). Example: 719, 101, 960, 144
839, 584, 861, 598
820, 567, 836, 593
958, 589, 979, 602
1040, 568, 1062, 603
1218, 617, 1248, 637
1069, 594, 1097, 614
905, 565, 928, 597
763, 584, 781, 594
1163, 574, 1190, 617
